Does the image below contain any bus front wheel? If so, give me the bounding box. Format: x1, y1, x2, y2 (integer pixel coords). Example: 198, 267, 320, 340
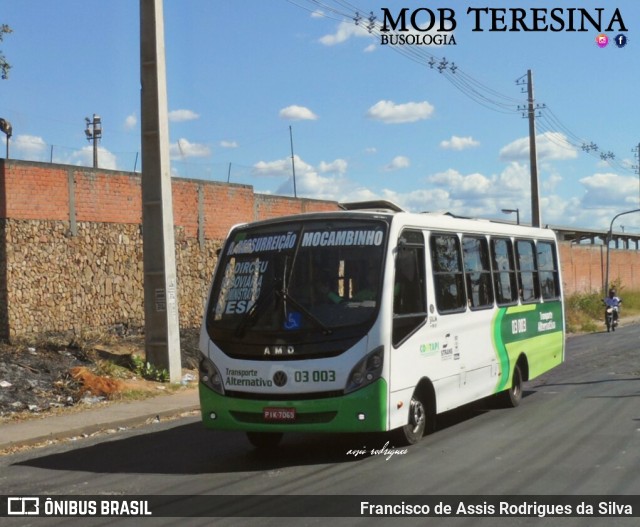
246, 431, 283, 449
394, 395, 427, 446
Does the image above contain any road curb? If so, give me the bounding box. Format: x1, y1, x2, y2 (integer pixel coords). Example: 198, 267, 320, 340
0, 388, 199, 452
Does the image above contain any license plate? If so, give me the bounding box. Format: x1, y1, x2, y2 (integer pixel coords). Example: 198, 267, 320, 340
263, 407, 296, 421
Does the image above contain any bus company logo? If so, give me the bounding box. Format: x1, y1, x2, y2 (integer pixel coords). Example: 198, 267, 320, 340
8, 497, 40, 516
272, 371, 288, 387
378, 6, 628, 46
379, 7, 456, 46
420, 342, 439, 357
263, 345, 295, 356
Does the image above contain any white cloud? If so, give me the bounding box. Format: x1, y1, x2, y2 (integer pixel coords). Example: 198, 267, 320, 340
12, 134, 47, 158
366, 100, 435, 124
319, 20, 371, 46
579, 172, 640, 208
220, 140, 238, 149
170, 138, 211, 158
495, 161, 529, 194
500, 132, 577, 162
250, 154, 633, 231
94, 147, 118, 170
318, 159, 348, 174
168, 109, 200, 122
254, 156, 347, 179
252, 156, 351, 201
124, 114, 137, 130
384, 156, 410, 171
540, 194, 581, 226
253, 157, 299, 178
60, 146, 118, 170
277, 169, 343, 199
440, 135, 480, 151
543, 172, 562, 192
279, 105, 318, 121
429, 168, 493, 197
380, 188, 452, 213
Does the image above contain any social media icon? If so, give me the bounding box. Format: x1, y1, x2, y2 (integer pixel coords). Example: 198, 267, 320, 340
595, 33, 609, 48
614, 34, 628, 48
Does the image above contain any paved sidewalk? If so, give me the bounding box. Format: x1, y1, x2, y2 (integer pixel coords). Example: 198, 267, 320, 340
0, 387, 199, 452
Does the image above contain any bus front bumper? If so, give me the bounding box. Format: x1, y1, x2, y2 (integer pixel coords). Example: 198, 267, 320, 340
199, 379, 388, 433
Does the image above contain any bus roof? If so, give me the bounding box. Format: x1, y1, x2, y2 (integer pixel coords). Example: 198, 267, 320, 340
229, 201, 557, 240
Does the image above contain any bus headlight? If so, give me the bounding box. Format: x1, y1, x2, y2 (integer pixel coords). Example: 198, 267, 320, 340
199, 356, 225, 395
345, 346, 384, 394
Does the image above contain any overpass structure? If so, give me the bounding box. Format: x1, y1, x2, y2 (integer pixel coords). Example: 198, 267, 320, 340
552, 225, 640, 250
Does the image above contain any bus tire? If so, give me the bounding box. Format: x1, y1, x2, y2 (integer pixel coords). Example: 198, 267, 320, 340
499, 363, 523, 408
393, 393, 429, 446
246, 432, 283, 449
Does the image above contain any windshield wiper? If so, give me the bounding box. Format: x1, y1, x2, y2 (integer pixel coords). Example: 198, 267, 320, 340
234, 288, 276, 338
279, 251, 334, 335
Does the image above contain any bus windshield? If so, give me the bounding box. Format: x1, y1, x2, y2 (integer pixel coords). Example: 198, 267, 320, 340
206, 218, 388, 359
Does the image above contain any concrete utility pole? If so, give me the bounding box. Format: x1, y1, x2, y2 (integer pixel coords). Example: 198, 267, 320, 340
0, 118, 11, 158
84, 114, 102, 168
633, 143, 640, 206
140, 0, 181, 382
289, 125, 297, 198
526, 70, 541, 227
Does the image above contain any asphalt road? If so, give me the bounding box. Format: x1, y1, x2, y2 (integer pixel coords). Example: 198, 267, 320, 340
2, 323, 639, 527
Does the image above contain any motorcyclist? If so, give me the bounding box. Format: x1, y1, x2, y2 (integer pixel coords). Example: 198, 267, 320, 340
604, 289, 622, 327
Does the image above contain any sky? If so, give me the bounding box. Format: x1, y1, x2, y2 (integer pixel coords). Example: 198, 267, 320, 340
1, 0, 639, 231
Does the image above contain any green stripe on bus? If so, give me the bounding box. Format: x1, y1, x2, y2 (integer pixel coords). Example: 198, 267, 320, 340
493, 301, 564, 392
492, 308, 510, 392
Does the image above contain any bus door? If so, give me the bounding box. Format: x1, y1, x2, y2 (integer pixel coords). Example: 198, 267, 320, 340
389, 230, 428, 395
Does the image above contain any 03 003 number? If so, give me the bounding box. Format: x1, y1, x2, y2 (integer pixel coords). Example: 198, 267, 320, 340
294, 370, 336, 383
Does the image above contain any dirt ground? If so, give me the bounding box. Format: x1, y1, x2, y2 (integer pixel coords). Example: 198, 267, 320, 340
0, 329, 201, 423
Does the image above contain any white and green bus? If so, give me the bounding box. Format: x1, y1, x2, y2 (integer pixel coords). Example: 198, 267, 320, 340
199, 201, 564, 447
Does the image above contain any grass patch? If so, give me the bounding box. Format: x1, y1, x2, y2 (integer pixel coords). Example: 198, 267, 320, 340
565, 284, 640, 333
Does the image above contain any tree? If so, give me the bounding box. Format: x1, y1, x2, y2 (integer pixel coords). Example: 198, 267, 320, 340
0, 24, 12, 80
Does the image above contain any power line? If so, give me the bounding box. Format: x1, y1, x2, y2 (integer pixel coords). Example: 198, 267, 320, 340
285, 0, 635, 176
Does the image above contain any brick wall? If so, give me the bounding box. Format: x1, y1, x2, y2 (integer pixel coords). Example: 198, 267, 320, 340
559, 242, 640, 295
0, 159, 337, 340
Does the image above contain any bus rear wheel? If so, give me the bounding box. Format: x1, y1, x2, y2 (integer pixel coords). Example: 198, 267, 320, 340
246, 432, 283, 449
498, 363, 523, 408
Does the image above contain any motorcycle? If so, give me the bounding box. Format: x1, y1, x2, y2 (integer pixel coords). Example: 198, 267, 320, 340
604, 305, 619, 332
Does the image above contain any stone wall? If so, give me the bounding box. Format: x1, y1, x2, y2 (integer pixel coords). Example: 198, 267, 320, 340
0, 159, 338, 340
1, 218, 224, 337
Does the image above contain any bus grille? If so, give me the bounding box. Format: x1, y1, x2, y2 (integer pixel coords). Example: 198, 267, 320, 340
225, 390, 343, 401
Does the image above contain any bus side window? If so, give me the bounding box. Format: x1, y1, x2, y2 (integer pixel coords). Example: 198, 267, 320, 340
537, 241, 560, 300
462, 236, 494, 310
393, 231, 427, 346
516, 239, 540, 303
491, 237, 518, 306
431, 234, 466, 313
